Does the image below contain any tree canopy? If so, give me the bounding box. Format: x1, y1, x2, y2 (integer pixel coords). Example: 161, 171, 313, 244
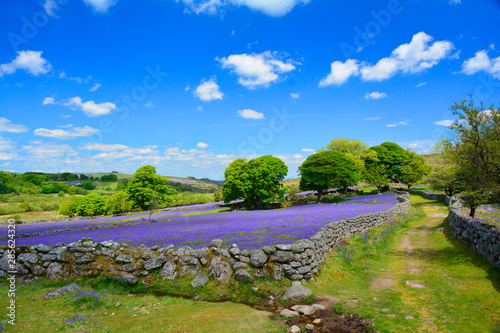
299, 150, 359, 201
369, 142, 407, 182
127, 165, 177, 210
400, 149, 431, 188
222, 155, 288, 205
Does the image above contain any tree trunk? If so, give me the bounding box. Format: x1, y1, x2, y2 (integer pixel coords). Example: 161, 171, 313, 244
470, 205, 477, 218
407, 184, 411, 189
317, 190, 323, 203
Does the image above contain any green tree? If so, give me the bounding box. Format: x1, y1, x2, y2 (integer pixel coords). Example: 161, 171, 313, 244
76, 193, 107, 216
399, 149, 431, 188
369, 142, 407, 182
363, 162, 389, 192
101, 174, 118, 182
58, 195, 85, 217
82, 182, 95, 190
127, 165, 176, 210
222, 156, 288, 205
106, 191, 132, 215
299, 150, 359, 201
428, 165, 464, 197
441, 98, 500, 216
58, 191, 66, 197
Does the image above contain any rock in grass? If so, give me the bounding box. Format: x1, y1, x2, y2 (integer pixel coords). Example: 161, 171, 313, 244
291, 304, 315, 316
208, 257, 232, 284
41, 283, 83, 299
141, 276, 157, 287
290, 325, 301, 333
209, 239, 223, 248
109, 271, 138, 285
234, 269, 254, 282
191, 273, 209, 287
250, 249, 267, 268
160, 261, 177, 280
282, 285, 313, 302
46, 262, 67, 280
280, 309, 299, 318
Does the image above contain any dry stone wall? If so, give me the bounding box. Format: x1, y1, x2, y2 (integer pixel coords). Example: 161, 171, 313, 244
1, 192, 411, 285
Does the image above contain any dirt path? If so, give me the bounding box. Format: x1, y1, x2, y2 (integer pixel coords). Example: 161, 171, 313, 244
312, 196, 500, 332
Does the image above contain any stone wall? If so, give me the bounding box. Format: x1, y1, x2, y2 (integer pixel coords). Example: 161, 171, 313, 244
398, 188, 500, 267
1, 192, 411, 285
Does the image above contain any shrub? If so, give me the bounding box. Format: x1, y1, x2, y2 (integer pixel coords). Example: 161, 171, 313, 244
77, 193, 107, 216
13, 213, 22, 221
18, 202, 33, 212
106, 191, 132, 215
59, 196, 85, 217
58, 191, 66, 197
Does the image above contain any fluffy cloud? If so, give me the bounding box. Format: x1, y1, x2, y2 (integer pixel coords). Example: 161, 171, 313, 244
237, 109, 265, 119
34, 126, 101, 139
461, 50, 500, 79
364, 92, 388, 100
23, 142, 76, 159
386, 120, 408, 128
0, 117, 28, 133
319, 59, 360, 86
179, 0, 309, 17
66, 96, 117, 117
82, 0, 118, 13
194, 78, 224, 101
290, 93, 299, 99
320, 32, 454, 86
301, 148, 315, 152
434, 120, 454, 127
218, 51, 297, 88
197, 142, 209, 149
0, 51, 52, 77
43, 97, 56, 105
416, 82, 427, 88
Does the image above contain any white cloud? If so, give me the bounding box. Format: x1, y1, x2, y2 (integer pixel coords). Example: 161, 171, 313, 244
449, 0, 461, 4
90, 83, 102, 91
34, 126, 101, 139
43, 97, 56, 105
44, 0, 59, 17
61, 114, 72, 119
179, 0, 309, 17
23, 142, 75, 159
364, 91, 387, 100
301, 148, 315, 152
194, 78, 224, 101
363, 117, 382, 121
292, 154, 303, 159
82, 0, 118, 13
57, 124, 73, 128
461, 50, 500, 79
0, 51, 52, 77
237, 109, 265, 119
416, 82, 427, 88
0, 117, 28, 133
320, 32, 454, 86
80, 143, 130, 151
145, 101, 155, 108
386, 120, 408, 128
434, 120, 454, 127
58, 71, 82, 83
290, 93, 299, 99
218, 51, 297, 89
197, 142, 209, 149
66, 96, 117, 117
319, 59, 359, 87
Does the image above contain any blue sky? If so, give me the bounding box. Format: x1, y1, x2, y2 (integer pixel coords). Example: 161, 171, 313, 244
0, 0, 499, 179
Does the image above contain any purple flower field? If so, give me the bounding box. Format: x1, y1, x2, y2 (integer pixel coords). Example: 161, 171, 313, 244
2, 193, 398, 250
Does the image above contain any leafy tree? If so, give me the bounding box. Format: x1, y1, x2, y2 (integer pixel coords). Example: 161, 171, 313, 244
440, 98, 500, 216
79, 174, 89, 180
59, 196, 85, 217
58, 191, 66, 197
127, 165, 176, 210
41, 184, 54, 194
399, 150, 431, 188
363, 162, 389, 191
21, 173, 46, 186
106, 191, 132, 215
82, 182, 95, 190
68, 186, 78, 194
428, 165, 464, 197
214, 190, 223, 202
101, 174, 118, 182
369, 142, 407, 182
76, 193, 107, 216
299, 150, 359, 201
222, 156, 288, 205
